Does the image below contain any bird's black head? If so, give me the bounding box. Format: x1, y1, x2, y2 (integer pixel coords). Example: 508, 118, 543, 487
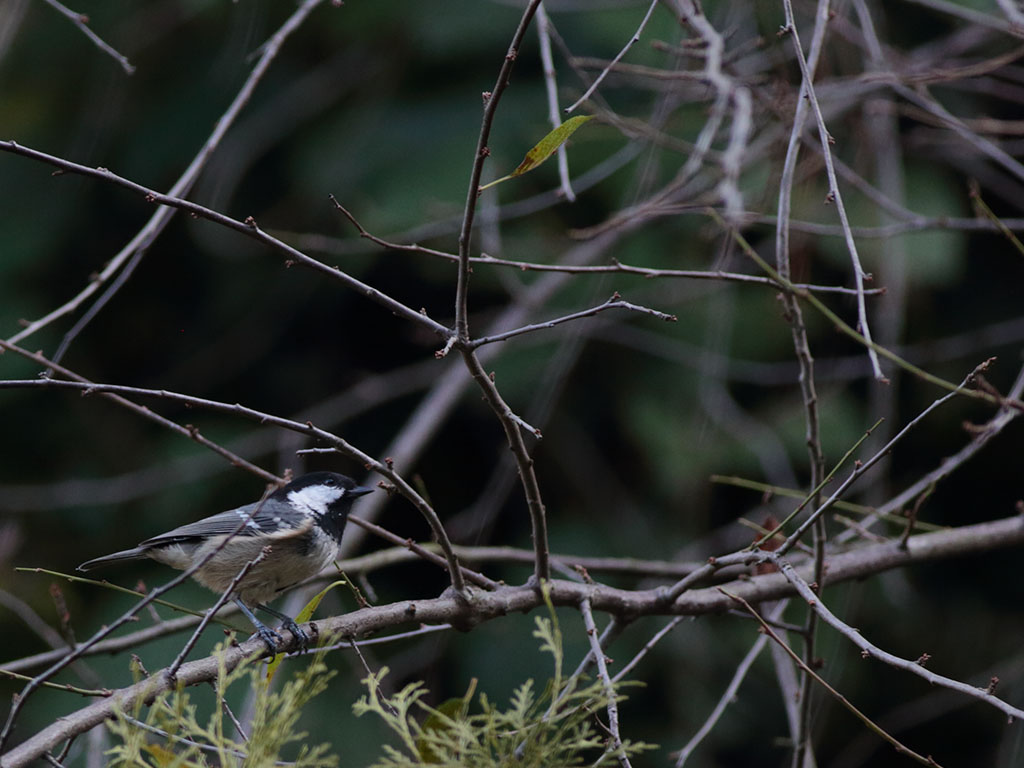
276, 472, 374, 542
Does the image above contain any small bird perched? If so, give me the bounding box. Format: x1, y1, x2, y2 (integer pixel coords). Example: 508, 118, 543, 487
78, 472, 373, 652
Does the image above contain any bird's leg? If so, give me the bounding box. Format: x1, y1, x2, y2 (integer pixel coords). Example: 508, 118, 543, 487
257, 603, 309, 652
233, 597, 283, 654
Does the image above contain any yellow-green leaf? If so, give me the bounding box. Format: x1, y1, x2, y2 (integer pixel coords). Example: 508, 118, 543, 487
265, 579, 347, 683
479, 115, 593, 192
294, 578, 347, 624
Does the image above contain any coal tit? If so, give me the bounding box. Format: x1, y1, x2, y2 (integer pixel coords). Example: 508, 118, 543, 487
78, 472, 373, 652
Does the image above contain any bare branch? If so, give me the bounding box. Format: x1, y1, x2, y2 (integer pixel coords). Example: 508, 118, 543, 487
4, 514, 1023, 767
564, 0, 659, 114
724, 590, 943, 767
0, 340, 279, 484
6, 0, 329, 349
166, 546, 270, 678
535, 4, 575, 201
674, 603, 782, 767
40, 0, 134, 74
329, 198, 884, 295
0, 142, 450, 341
781, 0, 884, 380
0, 347, 468, 596
456, 0, 544, 338
468, 294, 676, 349
580, 598, 631, 768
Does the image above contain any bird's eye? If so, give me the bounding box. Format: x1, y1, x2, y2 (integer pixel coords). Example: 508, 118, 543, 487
324, 478, 336, 485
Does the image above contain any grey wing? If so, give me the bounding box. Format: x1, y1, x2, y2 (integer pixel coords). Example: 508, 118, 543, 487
139, 499, 298, 547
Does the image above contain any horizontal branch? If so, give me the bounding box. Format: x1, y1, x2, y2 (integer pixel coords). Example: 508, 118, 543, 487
471, 256, 887, 296
339, 543, 724, 581
4, 514, 1021, 767
331, 198, 883, 296
0, 543, 723, 675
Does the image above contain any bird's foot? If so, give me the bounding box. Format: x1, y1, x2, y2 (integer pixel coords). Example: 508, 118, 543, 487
280, 618, 310, 652
254, 625, 285, 655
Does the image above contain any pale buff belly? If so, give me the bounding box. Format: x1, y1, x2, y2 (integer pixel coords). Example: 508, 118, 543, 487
148, 521, 337, 605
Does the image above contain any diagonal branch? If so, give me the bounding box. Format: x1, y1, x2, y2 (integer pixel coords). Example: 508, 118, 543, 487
0, 342, 467, 596
723, 590, 941, 767
0, 340, 278, 484
40, 0, 134, 74
0, 142, 450, 341
564, 0, 659, 115
6, 0, 328, 349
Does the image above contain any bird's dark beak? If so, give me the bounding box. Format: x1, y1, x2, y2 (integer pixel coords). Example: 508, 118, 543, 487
351, 486, 375, 498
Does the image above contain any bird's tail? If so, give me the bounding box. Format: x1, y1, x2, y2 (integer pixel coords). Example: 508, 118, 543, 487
77, 547, 149, 572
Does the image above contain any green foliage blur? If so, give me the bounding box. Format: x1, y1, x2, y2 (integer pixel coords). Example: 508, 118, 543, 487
2, 1, 1024, 766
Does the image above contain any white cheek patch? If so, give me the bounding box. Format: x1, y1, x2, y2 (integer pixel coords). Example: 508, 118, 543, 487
287, 485, 345, 516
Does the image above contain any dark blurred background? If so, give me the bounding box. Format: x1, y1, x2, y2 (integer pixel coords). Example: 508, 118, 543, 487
2, 0, 1024, 765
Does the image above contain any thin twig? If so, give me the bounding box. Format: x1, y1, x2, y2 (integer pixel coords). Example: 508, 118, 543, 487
0, 339, 279, 485
535, 4, 575, 201
49, 246, 146, 367
1, 615, 207, 675
220, 696, 249, 742
0, 142, 450, 341
39, 0, 134, 74
674, 602, 788, 767
468, 294, 676, 349
456, 0, 544, 338
560, 618, 624, 708
167, 546, 271, 678
611, 617, 682, 684
345, 516, 498, 591
329, 198, 883, 295
0, 669, 109, 699
723, 589, 944, 767
0, 344, 468, 596
313, 623, 451, 654
448, 1, 554, 586
781, 0, 884, 381
116, 716, 296, 766
857, 362, 1024, 534
776, 361, 993, 557
579, 599, 631, 768
6, 0, 328, 350
718, 215, 1021, 411
769, 553, 1024, 721
564, 0, 658, 114
458, 348, 551, 581
773, 19, 832, 735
